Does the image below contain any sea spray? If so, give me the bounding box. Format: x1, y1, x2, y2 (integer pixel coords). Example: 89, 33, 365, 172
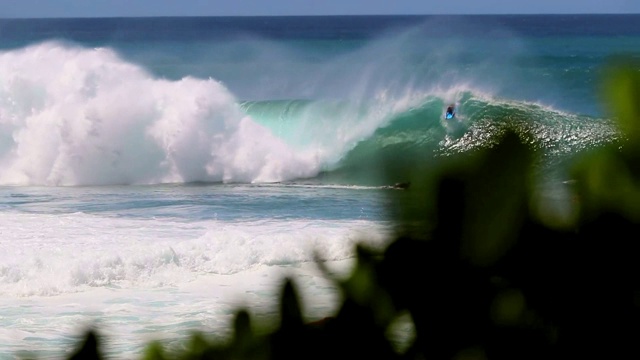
0, 42, 321, 185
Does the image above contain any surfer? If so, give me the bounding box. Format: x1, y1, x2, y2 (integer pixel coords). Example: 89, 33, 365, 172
445, 104, 455, 119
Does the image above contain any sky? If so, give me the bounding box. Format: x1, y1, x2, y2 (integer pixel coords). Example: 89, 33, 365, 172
2, 0, 639, 18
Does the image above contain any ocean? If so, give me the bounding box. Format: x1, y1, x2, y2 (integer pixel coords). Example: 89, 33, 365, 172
0, 14, 638, 359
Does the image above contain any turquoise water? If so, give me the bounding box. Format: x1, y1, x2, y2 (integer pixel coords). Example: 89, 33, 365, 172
0, 15, 638, 359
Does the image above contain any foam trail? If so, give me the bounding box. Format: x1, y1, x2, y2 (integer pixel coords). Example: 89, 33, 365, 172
0, 42, 321, 186
0, 211, 391, 297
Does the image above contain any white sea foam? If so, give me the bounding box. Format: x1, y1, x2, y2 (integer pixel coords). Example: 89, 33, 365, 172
0, 259, 354, 359
0, 42, 324, 186
0, 210, 390, 298
0, 208, 388, 359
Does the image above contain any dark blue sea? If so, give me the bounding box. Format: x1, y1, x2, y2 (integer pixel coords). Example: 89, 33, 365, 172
0, 15, 638, 359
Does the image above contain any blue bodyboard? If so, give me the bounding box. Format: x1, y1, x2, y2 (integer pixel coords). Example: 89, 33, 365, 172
445, 104, 456, 119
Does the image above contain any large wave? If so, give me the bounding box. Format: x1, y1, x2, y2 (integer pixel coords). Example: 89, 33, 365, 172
0, 42, 619, 187
243, 92, 619, 185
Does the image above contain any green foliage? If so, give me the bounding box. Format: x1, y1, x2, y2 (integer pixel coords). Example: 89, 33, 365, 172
48, 60, 640, 359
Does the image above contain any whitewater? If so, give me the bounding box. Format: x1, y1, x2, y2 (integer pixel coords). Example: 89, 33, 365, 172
0, 14, 638, 359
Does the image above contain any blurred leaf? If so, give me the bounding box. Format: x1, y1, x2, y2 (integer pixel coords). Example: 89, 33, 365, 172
491, 289, 526, 326
227, 309, 269, 360
278, 279, 304, 330
180, 332, 212, 359
68, 329, 102, 360
572, 151, 640, 221
601, 58, 640, 142
231, 310, 253, 347
141, 341, 166, 360
461, 130, 533, 267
